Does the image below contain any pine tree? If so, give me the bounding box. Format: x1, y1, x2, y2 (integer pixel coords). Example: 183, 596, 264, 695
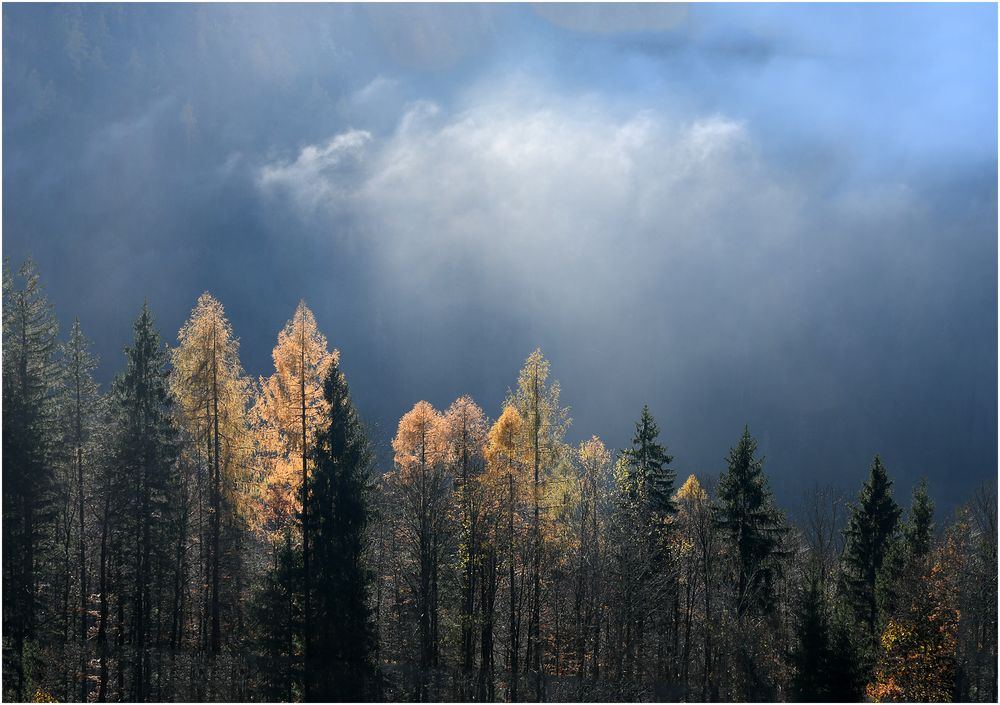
841, 455, 901, 642
307, 359, 376, 701
715, 426, 786, 617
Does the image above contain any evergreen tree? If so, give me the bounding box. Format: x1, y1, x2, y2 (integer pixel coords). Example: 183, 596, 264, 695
841, 455, 901, 642
307, 359, 377, 701
249, 530, 302, 702
108, 303, 180, 701
790, 574, 863, 702
790, 574, 831, 702
607, 407, 676, 692
903, 479, 934, 561
2, 259, 61, 701
715, 426, 786, 617
620, 405, 676, 519
875, 478, 937, 667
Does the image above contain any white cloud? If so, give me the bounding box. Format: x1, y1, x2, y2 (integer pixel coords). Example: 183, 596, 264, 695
254, 83, 807, 318
257, 129, 371, 213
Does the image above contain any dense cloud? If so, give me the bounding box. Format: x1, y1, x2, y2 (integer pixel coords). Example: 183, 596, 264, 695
3, 3, 996, 511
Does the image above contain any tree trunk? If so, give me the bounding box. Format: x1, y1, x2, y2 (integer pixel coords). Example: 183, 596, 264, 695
300, 324, 311, 700
508, 471, 518, 703
97, 490, 111, 702
211, 325, 222, 656
77, 362, 89, 702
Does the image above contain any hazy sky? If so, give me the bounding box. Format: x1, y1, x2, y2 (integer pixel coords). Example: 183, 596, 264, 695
3, 3, 996, 512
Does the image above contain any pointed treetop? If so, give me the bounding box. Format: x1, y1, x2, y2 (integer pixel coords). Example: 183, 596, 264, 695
904, 478, 934, 560
676, 474, 707, 503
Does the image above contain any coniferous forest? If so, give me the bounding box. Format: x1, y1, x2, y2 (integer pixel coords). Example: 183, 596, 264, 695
2, 257, 996, 703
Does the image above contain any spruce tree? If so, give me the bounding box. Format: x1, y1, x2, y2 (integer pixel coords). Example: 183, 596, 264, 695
841, 455, 901, 642
306, 359, 376, 701
715, 426, 786, 617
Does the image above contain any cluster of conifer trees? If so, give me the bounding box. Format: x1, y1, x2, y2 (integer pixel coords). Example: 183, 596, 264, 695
2, 257, 997, 703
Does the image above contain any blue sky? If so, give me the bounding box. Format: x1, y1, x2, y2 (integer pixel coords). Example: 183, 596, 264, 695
3, 3, 997, 512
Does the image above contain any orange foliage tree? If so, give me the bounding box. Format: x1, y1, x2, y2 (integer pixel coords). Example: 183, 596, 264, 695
867, 521, 964, 702
440, 395, 489, 693
484, 404, 532, 700
389, 400, 452, 699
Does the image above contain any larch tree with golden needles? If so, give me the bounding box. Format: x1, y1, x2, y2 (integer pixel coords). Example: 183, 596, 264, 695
485, 404, 529, 701
251, 300, 335, 699
674, 474, 709, 697
170, 292, 251, 655
390, 400, 452, 700
506, 348, 570, 702
573, 436, 612, 695
440, 395, 489, 697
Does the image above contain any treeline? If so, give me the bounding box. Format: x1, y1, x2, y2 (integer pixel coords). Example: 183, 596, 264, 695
1, 257, 996, 703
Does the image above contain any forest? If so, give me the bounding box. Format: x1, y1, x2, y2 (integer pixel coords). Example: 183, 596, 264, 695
2, 257, 997, 703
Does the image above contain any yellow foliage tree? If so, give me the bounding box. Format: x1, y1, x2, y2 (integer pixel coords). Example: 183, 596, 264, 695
170, 292, 251, 653
506, 349, 572, 699
251, 300, 336, 694
171, 293, 252, 515
251, 301, 336, 539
